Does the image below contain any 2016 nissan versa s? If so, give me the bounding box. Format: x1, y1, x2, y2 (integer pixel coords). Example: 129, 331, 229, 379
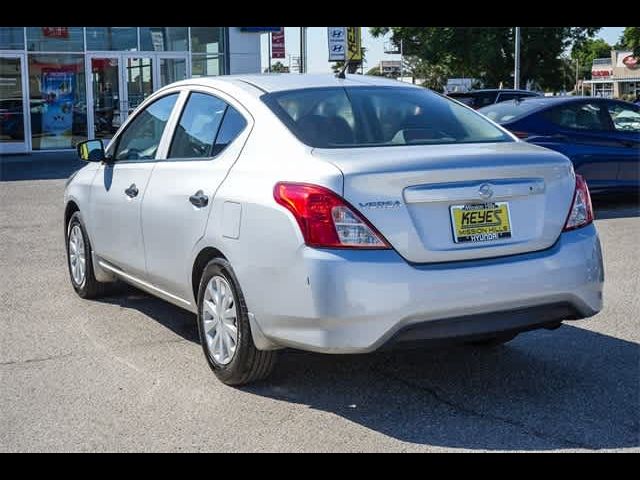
65, 74, 604, 385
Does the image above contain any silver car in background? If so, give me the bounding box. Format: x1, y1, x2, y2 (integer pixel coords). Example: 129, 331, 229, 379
65, 74, 604, 385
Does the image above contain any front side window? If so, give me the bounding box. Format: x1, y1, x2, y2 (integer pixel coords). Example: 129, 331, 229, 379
606, 102, 640, 133
169, 92, 227, 158
263, 87, 512, 148
545, 102, 610, 131
113, 93, 178, 161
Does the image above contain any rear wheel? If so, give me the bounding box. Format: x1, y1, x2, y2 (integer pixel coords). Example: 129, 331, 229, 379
197, 258, 277, 386
66, 211, 108, 299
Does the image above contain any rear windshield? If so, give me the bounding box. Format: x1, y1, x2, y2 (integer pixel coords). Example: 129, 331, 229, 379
478, 99, 544, 124
262, 86, 513, 148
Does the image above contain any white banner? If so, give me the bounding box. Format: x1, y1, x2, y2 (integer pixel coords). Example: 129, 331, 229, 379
327, 27, 346, 61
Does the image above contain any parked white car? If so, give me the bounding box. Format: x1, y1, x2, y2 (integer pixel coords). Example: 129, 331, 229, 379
65, 74, 604, 385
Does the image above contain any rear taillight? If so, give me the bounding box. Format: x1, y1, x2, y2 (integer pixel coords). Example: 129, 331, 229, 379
273, 182, 390, 249
563, 174, 594, 231
511, 131, 530, 139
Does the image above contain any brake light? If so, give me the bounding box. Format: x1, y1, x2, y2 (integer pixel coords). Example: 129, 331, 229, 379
273, 182, 390, 249
563, 174, 594, 231
511, 131, 530, 139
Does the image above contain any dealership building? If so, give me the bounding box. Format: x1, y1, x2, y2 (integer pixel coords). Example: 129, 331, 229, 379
584, 50, 640, 99
0, 27, 263, 154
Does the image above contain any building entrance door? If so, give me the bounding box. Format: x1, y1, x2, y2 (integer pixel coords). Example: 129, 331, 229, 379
87, 52, 188, 141
0, 53, 29, 154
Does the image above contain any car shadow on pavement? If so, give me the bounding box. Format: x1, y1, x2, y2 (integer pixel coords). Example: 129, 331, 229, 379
593, 193, 639, 220
0, 153, 84, 181
96, 285, 639, 451
245, 325, 639, 451
97, 283, 200, 343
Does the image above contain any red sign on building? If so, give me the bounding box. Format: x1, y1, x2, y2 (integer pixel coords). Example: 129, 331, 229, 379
42, 27, 69, 39
271, 30, 285, 59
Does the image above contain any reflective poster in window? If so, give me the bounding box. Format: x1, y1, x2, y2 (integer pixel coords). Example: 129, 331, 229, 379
28, 54, 87, 150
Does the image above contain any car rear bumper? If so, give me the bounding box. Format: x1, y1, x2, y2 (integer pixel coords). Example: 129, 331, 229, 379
250, 223, 604, 353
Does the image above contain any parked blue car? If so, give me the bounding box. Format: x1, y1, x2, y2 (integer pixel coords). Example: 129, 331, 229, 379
478, 97, 640, 194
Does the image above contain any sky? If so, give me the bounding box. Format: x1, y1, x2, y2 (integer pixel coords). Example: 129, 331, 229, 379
260, 27, 626, 74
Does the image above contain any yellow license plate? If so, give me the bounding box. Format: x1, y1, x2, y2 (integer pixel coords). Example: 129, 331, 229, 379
450, 202, 512, 243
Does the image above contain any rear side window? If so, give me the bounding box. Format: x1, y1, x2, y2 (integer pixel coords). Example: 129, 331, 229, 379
496, 92, 534, 102
211, 106, 248, 156
473, 92, 499, 108
263, 87, 512, 148
545, 102, 610, 131
606, 102, 640, 133
169, 92, 226, 158
479, 100, 544, 123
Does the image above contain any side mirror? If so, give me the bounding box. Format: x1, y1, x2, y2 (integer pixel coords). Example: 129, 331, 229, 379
77, 139, 106, 162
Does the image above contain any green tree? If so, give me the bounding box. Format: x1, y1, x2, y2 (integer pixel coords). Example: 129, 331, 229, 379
365, 65, 385, 76
571, 38, 611, 80
264, 61, 289, 73
370, 27, 602, 91
619, 27, 640, 56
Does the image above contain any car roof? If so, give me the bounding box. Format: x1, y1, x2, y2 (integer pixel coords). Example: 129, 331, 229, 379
495, 95, 624, 108
449, 89, 538, 95
168, 73, 419, 95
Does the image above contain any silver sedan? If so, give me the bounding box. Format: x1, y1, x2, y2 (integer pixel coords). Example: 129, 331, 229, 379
64, 74, 604, 385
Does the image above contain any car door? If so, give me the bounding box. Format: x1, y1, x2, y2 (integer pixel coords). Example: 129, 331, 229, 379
535, 101, 623, 190
88, 92, 179, 278
141, 88, 251, 302
604, 101, 640, 187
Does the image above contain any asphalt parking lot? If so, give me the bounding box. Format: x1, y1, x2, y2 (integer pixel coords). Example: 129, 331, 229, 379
1, 171, 638, 452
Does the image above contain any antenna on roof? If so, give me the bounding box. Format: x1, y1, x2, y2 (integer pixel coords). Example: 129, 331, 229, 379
336, 50, 358, 79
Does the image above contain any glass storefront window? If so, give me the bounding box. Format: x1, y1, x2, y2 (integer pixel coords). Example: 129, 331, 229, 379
191, 55, 222, 77
159, 58, 187, 87
0, 57, 26, 143
26, 27, 84, 52
0, 28, 25, 50
86, 27, 138, 51
140, 28, 188, 52
190, 27, 223, 54
28, 54, 87, 149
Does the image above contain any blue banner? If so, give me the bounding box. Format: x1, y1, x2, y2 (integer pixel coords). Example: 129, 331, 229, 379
41, 70, 75, 137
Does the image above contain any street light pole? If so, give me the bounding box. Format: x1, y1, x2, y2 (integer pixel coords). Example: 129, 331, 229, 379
299, 27, 307, 74
514, 27, 521, 89
268, 33, 272, 73
400, 38, 404, 82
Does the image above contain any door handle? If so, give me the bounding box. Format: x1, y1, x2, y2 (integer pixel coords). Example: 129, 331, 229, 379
189, 190, 209, 208
620, 140, 636, 148
125, 184, 139, 198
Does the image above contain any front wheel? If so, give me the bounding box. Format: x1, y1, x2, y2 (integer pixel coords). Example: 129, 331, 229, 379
197, 258, 277, 386
66, 211, 108, 299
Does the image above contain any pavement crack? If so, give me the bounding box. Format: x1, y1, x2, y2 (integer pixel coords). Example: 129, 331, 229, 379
0, 352, 74, 367
375, 367, 596, 450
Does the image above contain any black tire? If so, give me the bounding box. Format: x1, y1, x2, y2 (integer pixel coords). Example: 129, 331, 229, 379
197, 258, 277, 386
66, 211, 108, 299
467, 332, 518, 347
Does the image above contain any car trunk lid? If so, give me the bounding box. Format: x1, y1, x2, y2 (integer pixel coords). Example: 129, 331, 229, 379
312, 141, 575, 263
